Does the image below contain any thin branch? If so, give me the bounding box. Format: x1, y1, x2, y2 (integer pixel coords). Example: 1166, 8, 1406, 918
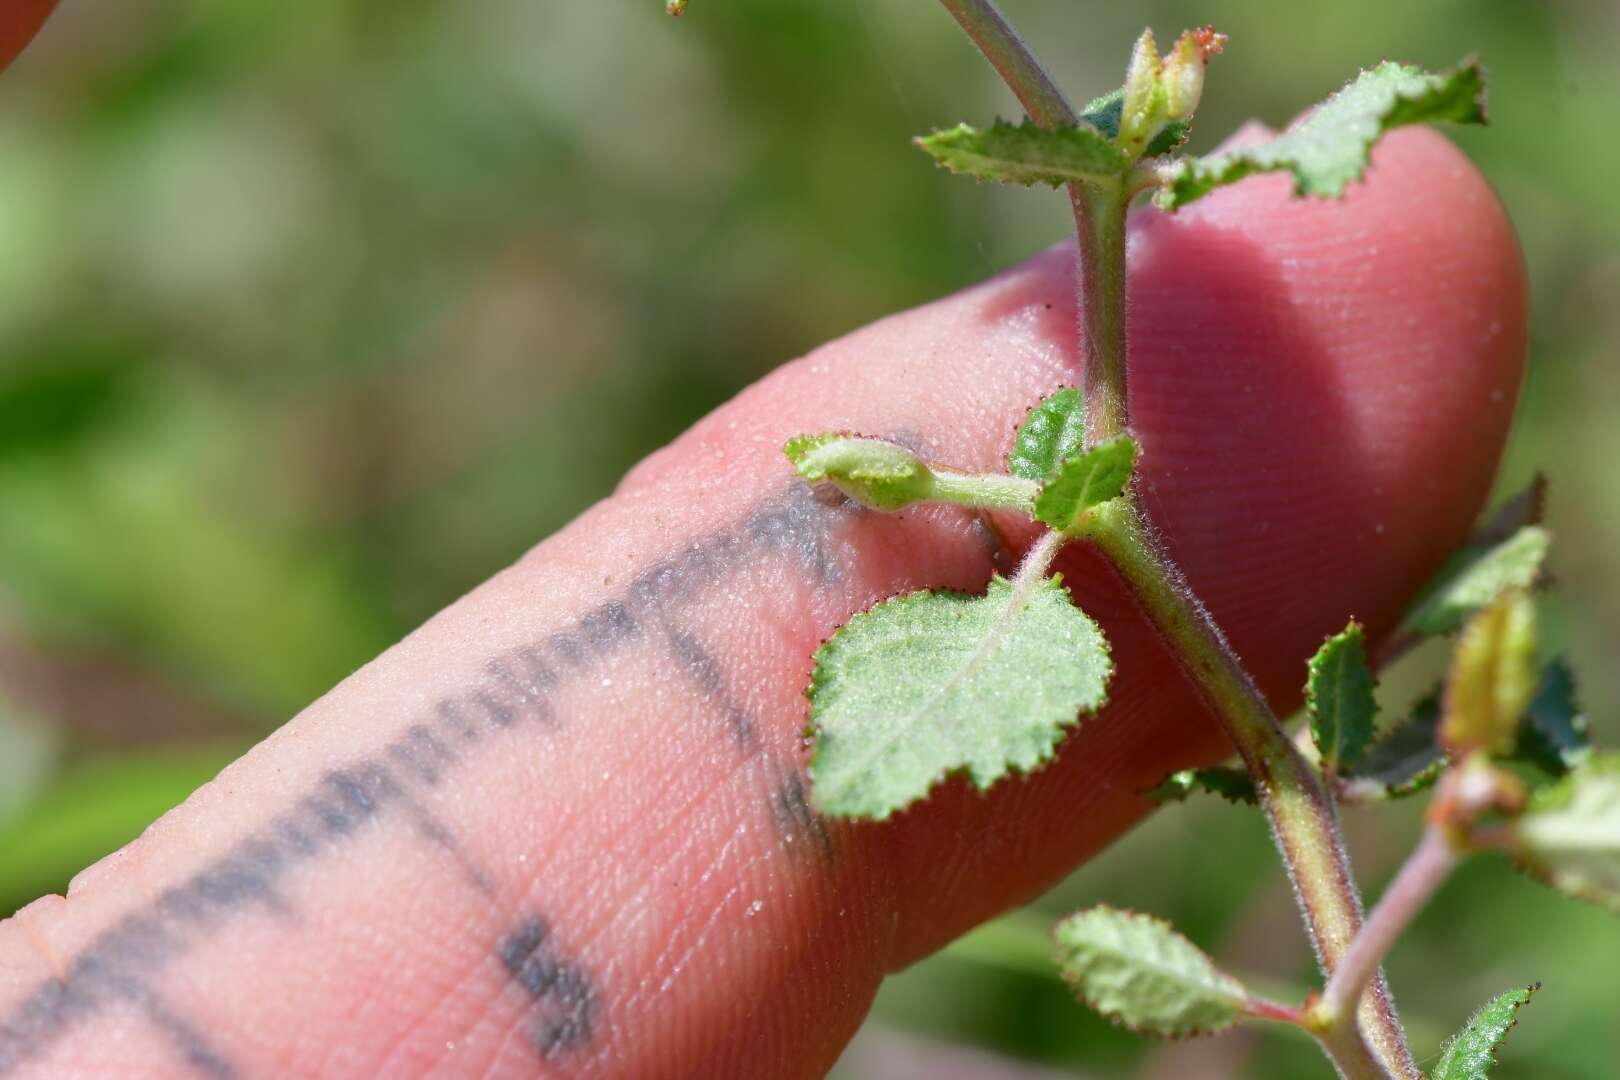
929, 5, 1416, 1073
1318, 826, 1458, 1026
934, 0, 1077, 127
1011, 528, 1066, 591
1071, 183, 1130, 446
930, 1, 1125, 444
1084, 502, 1418, 1078
1313, 1018, 1394, 1080
930, 470, 1040, 514
1243, 996, 1307, 1026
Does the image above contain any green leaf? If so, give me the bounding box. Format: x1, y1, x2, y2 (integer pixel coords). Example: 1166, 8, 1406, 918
1441, 589, 1538, 758
1513, 659, 1589, 776
1053, 906, 1247, 1037
1473, 475, 1547, 547
1403, 525, 1550, 638
1306, 621, 1377, 776
1008, 388, 1087, 483
785, 434, 934, 511
1157, 58, 1486, 210
1340, 691, 1444, 802
914, 121, 1129, 188
1146, 766, 1257, 806
1514, 751, 1620, 912
1431, 983, 1537, 1080
1032, 436, 1137, 531
1080, 90, 1189, 156
808, 576, 1111, 820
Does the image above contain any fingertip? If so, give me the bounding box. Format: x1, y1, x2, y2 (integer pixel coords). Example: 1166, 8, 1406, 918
0, 0, 56, 74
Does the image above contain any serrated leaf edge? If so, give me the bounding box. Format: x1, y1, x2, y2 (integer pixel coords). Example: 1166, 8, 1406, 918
1432, 982, 1538, 1080
1032, 435, 1138, 531
1145, 767, 1258, 806
915, 119, 1130, 189
1008, 386, 1086, 483
1157, 57, 1486, 210
804, 576, 1112, 821
1306, 619, 1377, 776
1052, 904, 1246, 1039
1511, 751, 1620, 913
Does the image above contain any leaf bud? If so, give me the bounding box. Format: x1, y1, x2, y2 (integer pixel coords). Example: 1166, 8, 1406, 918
1163, 27, 1226, 122
785, 434, 935, 510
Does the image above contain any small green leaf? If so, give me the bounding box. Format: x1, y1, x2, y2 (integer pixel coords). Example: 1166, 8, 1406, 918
1306, 621, 1377, 776
1053, 906, 1247, 1037
1512, 659, 1590, 777
808, 576, 1111, 820
914, 121, 1129, 188
1339, 691, 1444, 802
1009, 388, 1087, 483
1441, 589, 1538, 758
1514, 751, 1620, 912
1431, 983, 1537, 1080
1080, 90, 1189, 157
1146, 766, 1257, 806
785, 434, 934, 511
1473, 475, 1547, 547
1403, 525, 1550, 638
1033, 436, 1137, 531
1157, 58, 1486, 210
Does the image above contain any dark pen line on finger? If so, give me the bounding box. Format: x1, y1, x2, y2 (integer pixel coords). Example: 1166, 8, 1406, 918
657, 618, 837, 861
663, 623, 759, 749
0, 485, 852, 1075
495, 915, 597, 1059
141, 995, 236, 1080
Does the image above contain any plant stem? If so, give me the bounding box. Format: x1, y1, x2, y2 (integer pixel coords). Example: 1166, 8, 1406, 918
1011, 528, 1066, 591
1072, 182, 1130, 446
930, 470, 1039, 514
1317, 827, 1458, 1028
1314, 1019, 1390, 1080
1083, 506, 1415, 1079
934, 3, 1416, 1075
934, 0, 1076, 128
931, 0, 1117, 447
1243, 996, 1307, 1026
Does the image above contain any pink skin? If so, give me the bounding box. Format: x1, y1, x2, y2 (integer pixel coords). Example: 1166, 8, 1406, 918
0, 0, 56, 74
0, 126, 1523, 1078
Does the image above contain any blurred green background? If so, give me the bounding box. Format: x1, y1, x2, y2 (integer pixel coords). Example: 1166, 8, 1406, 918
0, 0, 1615, 1076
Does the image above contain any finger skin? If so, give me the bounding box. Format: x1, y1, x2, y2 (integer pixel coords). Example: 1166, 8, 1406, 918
0, 0, 56, 74
0, 128, 1523, 1078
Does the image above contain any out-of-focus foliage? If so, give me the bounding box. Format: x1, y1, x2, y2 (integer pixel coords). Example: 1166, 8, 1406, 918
0, 0, 1615, 1076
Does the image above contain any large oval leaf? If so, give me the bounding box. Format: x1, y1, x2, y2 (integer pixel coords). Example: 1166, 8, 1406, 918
808, 575, 1111, 820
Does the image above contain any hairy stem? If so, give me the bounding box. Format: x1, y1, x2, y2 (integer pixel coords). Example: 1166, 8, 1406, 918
1084, 505, 1414, 1078
1318, 827, 1458, 1027
1243, 996, 1308, 1026
930, 470, 1039, 513
934, 3, 1415, 1074
1314, 1019, 1391, 1080
1072, 182, 1130, 446
934, 0, 1076, 128
931, 0, 1110, 446
1011, 528, 1066, 591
